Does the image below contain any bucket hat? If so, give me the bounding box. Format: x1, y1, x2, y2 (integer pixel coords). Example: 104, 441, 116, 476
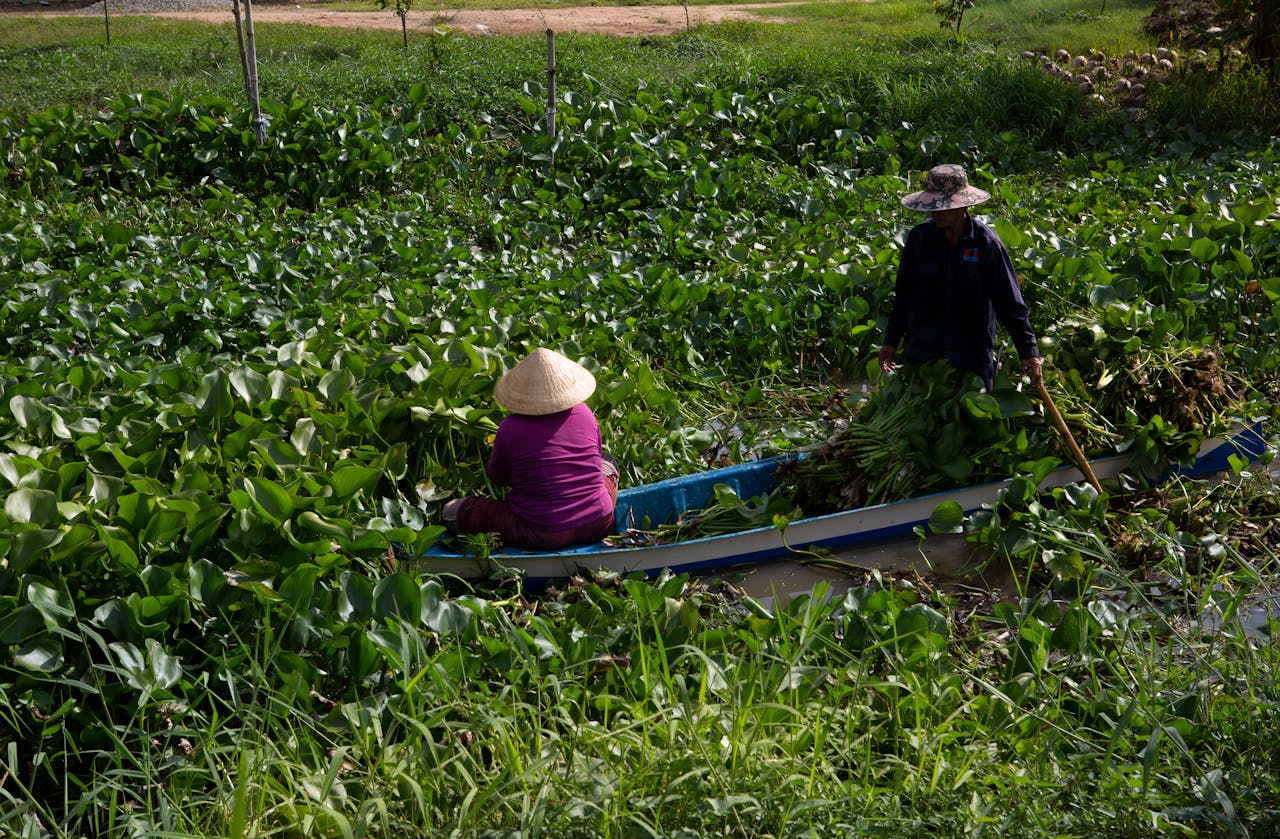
494, 348, 596, 415
901, 164, 991, 212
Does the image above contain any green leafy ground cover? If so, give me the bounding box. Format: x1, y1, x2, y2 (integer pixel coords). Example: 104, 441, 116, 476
1, 5, 1279, 837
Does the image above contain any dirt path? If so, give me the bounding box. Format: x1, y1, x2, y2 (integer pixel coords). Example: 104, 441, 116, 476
13, 2, 801, 37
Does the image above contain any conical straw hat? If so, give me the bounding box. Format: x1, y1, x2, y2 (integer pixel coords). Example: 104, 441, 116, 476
494, 348, 596, 415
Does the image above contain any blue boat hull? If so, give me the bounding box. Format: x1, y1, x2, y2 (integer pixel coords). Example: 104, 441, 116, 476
419, 421, 1270, 582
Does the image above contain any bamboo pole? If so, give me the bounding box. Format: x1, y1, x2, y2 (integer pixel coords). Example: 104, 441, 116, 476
243, 0, 267, 145
231, 0, 251, 102
545, 29, 556, 141
1036, 378, 1103, 494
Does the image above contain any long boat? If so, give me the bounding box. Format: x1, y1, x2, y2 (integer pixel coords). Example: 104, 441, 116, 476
421, 421, 1270, 582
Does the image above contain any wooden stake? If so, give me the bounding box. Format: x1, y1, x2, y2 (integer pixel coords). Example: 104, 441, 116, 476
243, 0, 266, 145
546, 30, 557, 141
231, 0, 251, 101
1036, 378, 1103, 494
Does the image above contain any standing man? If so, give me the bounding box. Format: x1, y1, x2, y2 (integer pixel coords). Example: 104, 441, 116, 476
878, 164, 1042, 390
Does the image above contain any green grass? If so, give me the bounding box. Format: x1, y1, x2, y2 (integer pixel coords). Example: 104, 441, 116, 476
2, 3, 1279, 837
735, 0, 1158, 54
0, 0, 1161, 119
3, 0, 1267, 135
0, 20, 766, 118
965, 0, 1158, 53
11, 563, 1280, 836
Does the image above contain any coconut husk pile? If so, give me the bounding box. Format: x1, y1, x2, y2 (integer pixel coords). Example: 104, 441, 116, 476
1144, 0, 1246, 51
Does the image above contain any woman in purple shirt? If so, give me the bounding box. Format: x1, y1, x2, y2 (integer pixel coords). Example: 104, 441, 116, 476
442, 348, 619, 550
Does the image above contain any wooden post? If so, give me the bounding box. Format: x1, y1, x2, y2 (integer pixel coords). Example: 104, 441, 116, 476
545, 29, 556, 141
1037, 379, 1103, 494
1249, 0, 1279, 77
103, 0, 111, 46
231, 0, 251, 101
243, 0, 267, 145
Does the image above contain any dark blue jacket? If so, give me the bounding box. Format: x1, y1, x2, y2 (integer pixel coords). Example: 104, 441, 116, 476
883, 214, 1038, 383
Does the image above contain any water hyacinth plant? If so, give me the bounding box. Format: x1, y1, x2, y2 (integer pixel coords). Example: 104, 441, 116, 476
1, 4, 1279, 835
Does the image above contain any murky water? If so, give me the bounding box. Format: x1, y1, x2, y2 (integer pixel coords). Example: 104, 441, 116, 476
728, 460, 1278, 609
711, 456, 1279, 611
1239, 595, 1279, 636
727, 533, 1015, 606
1201, 590, 1279, 639
726, 534, 1279, 645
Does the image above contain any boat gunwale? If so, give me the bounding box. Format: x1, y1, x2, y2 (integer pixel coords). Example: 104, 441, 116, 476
419, 421, 1270, 580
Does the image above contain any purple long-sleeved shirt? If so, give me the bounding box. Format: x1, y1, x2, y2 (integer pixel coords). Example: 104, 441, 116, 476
486, 402, 613, 530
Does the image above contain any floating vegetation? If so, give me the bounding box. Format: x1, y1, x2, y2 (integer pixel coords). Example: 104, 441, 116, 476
1, 12, 1279, 838
777, 363, 1045, 515
644, 342, 1259, 546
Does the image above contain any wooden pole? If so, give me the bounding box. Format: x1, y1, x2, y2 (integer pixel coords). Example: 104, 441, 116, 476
231, 0, 251, 101
103, 0, 111, 47
1036, 379, 1103, 494
545, 29, 556, 141
1249, 0, 1279, 77
244, 0, 267, 145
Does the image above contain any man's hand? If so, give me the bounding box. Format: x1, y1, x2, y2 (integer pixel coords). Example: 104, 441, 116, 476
1020, 356, 1043, 386
878, 344, 898, 373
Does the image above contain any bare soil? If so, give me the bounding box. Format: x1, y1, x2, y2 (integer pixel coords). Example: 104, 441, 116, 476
3, 1, 799, 37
